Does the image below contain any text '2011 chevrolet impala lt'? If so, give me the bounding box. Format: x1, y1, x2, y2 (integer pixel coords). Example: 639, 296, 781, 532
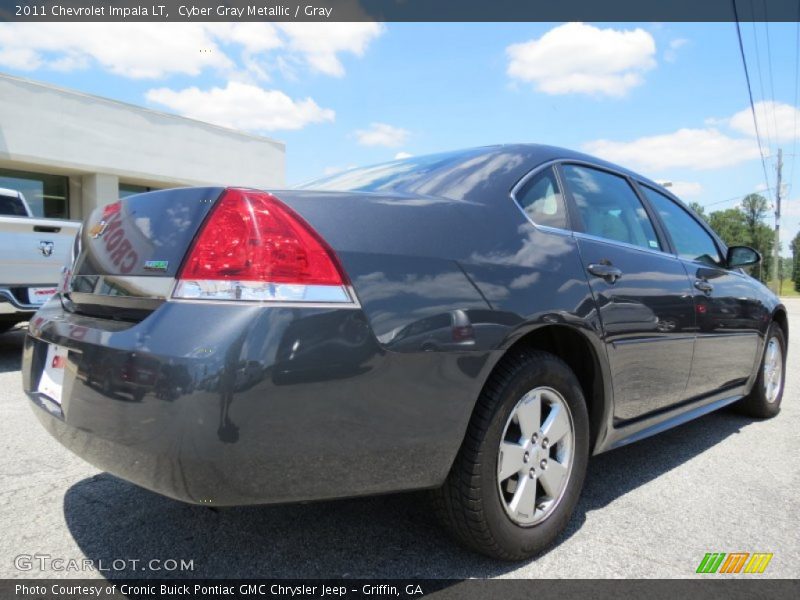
22, 145, 787, 560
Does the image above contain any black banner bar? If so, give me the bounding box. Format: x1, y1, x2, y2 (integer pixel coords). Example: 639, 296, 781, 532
2, 0, 800, 23
1, 580, 799, 600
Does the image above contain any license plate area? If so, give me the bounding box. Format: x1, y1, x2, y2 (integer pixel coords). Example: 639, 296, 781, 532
28, 287, 57, 305
38, 344, 68, 405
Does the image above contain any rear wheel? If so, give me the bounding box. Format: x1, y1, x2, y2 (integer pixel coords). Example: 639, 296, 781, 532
734, 323, 786, 419
434, 351, 589, 560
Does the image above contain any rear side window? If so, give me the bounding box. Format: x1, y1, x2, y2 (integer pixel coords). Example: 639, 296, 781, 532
514, 167, 568, 230
640, 186, 723, 266
562, 164, 661, 251
0, 194, 27, 216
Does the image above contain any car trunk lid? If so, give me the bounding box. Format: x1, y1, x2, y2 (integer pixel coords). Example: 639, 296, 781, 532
65, 187, 224, 321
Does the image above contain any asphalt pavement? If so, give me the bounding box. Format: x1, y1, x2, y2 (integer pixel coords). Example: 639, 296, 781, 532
1, 300, 798, 579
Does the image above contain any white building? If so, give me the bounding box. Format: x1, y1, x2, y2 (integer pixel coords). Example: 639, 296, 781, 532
0, 73, 285, 220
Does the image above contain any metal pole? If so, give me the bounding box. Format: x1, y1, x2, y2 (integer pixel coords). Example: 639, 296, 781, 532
773, 148, 782, 294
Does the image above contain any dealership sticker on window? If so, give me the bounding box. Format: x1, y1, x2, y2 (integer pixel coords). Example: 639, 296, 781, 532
38, 344, 68, 405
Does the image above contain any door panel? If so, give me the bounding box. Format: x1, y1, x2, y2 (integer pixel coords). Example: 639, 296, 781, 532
559, 163, 696, 422
636, 184, 763, 399
578, 237, 695, 421
684, 265, 762, 397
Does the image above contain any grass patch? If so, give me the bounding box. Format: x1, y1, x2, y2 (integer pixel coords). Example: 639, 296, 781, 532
766, 279, 800, 297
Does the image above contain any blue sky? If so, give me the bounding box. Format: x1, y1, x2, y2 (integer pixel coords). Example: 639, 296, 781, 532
0, 22, 798, 253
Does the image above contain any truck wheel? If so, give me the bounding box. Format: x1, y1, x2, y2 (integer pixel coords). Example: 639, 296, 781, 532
434, 350, 589, 560
0, 318, 24, 335
734, 323, 786, 419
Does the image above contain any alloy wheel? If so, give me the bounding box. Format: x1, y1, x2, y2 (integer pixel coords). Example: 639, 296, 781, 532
763, 337, 783, 403
497, 386, 575, 526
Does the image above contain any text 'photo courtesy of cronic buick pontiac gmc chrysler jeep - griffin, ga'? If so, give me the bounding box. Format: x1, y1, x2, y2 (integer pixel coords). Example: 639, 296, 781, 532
21, 145, 787, 560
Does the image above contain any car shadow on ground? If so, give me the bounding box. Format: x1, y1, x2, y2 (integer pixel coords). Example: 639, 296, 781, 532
0, 327, 25, 374
62, 406, 755, 579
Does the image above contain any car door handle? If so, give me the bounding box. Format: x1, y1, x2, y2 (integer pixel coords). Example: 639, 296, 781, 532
587, 263, 623, 283
694, 279, 714, 294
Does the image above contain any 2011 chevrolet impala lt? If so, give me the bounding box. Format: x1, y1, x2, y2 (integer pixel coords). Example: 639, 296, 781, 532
22, 145, 787, 560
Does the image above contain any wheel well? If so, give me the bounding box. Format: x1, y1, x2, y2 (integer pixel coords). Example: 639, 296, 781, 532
492, 325, 605, 448
773, 309, 789, 345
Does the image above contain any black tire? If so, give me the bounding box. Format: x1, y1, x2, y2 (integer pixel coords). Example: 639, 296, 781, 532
434, 350, 590, 560
734, 323, 786, 419
0, 318, 25, 335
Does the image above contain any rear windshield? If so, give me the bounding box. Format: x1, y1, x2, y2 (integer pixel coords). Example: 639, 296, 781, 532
0, 194, 27, 216
296, 148, 489, 194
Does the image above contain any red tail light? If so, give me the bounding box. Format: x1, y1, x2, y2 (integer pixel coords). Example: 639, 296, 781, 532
174, 188, 352, 304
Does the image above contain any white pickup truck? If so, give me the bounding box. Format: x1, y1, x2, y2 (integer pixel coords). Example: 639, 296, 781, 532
0, 187, 81, 334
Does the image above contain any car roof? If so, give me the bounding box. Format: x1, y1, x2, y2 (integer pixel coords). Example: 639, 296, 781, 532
299, 143, 662, 204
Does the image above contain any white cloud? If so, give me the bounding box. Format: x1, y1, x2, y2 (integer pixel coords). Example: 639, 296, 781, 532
664, 181, 703, 198
277, 23, 384, 77
354, 123, 410, 147
664, 38, 688, 63
0, 23, 232, 78
208, 23, 283, 54
583, 128, 761, 172
728, 101, 800, 142
506, 22, 656, 97
145, 81, 334, 132
0, 22, 383, 80
394, 152, 413, 159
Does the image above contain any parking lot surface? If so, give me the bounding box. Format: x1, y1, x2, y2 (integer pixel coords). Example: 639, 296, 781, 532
1, 300, 798, 579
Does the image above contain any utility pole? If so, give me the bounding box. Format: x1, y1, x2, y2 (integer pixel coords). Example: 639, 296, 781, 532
773, 148, 783, 294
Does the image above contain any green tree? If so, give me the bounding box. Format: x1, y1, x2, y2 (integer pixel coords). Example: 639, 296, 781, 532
708, 208, 749, 246
740, 193, 769, 235
688, 202, 708, 222
706, 194, 775, 283
792, 232, 800, 292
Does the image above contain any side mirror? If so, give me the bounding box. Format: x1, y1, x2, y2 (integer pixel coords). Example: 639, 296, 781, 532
726, 245, 761, 268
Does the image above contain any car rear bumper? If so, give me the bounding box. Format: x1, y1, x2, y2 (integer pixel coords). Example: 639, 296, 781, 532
22, 297, 483, 505
1, 286, 41, 315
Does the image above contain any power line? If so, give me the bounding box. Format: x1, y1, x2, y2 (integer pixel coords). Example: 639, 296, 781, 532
762, 1, 781, 143
749, 0, 774, 150
704, 186, 780, 209
788, 7, 800, 199
733, 0, 774, 204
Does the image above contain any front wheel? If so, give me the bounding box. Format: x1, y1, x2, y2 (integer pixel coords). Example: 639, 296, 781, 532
734, 323, 786, 419
434, 351, 589, 560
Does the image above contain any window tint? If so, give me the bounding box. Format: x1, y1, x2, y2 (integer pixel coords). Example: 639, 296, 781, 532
562, 165, 660, 251
641, 186, 722, 266
514, 167, 568, 230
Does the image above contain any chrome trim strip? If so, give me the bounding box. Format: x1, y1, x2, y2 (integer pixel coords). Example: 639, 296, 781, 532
572, 231, 680, 260
695, 332, 760, 339
169, 281, 361, 309
612, 335, 695, 346
68, 275, 175, 299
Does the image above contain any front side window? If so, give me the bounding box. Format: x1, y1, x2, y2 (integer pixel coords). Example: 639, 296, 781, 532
561, 164, 660, 251
514, 167, 568, 230
640, 186, 722, 266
